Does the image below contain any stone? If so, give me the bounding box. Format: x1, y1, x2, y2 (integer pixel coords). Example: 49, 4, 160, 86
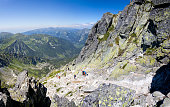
79, 83, 135, 107
133, 0, 144, 4
152, 0, 170, 6
132, 94, 147, 107
0, 92, 8, 107
14, 70, 28, 90
153, 91, 165, 101
52, 94, 77, 107
161, 98, 170, 107
167, 93, 170, 98
146, 93, 156, 106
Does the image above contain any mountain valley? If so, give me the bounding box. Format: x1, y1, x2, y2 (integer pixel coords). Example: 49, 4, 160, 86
0, 32, 83, 86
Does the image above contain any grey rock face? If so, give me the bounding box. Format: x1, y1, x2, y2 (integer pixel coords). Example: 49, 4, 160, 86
0, 92, 8, 107
75, 13, 113, 63
51, 94, 77, 107
152, 0, 170, 6
115, 4, 138, 37
14, 70, 29, 90
12, 71, 51, 107
149, 4, 170, 44
133, 0, 144, 4
0, 71, 51, 107
79, 83, 135, 107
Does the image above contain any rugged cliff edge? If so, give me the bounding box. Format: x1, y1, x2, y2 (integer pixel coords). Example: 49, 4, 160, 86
0, 71, 51, 107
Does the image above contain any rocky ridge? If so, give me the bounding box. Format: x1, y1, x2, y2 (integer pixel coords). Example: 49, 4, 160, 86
0, 71, 51, 107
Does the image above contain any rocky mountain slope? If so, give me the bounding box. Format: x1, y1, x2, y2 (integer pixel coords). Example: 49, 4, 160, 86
43, 0, 170, 107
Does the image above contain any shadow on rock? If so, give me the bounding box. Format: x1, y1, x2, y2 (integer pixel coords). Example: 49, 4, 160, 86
150, 62, 170, 95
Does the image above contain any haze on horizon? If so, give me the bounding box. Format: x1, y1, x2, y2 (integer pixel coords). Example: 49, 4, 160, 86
0, 0, 130, 33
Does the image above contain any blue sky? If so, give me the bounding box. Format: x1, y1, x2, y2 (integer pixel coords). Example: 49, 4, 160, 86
0, 0, 130, 33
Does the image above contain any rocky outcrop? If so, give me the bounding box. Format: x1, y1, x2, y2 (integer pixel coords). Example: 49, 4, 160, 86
79, 83, 135, 107
75, 12, 114, 63
0, 71, 51, 107
10, 70, 51, 107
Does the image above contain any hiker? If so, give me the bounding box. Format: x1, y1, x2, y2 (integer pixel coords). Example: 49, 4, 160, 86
74, 75, 76, 79
58, 76, 60, 79
82, 71, 87, 76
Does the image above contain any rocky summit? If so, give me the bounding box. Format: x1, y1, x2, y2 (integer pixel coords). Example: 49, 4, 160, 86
0, 0, 170, 107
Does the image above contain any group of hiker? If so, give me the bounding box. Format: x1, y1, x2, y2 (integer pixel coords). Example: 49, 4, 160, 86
74, 70, 88, 79
56, 70, 88, 79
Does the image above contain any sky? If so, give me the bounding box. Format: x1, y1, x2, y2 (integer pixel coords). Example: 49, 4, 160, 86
0, 0, 130, 33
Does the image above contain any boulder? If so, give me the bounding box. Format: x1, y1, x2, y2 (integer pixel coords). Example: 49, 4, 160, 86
161, 98, 170, 107
79, 83, 135, 107
51, 94, 77, 107
152, 91, 165, 101
167, 93, 170, 98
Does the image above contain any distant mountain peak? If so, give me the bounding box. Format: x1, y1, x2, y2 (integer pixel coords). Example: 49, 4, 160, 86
4, 40, 35, 56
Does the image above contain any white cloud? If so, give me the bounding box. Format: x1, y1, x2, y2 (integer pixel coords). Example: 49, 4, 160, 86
52, 22, 95, 28
0, 22, 95, 33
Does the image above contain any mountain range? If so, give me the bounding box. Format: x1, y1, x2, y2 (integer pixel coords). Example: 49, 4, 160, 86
23, 28, 90, 49
0, 29, 89, 82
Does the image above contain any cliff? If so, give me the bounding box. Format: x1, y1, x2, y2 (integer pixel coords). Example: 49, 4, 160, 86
73, 0, 169, 74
